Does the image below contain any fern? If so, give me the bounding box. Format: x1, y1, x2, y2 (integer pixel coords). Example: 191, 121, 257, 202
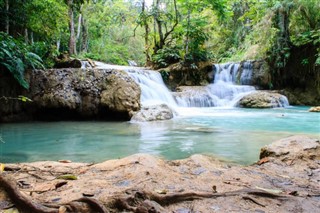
0, 32, 44, 89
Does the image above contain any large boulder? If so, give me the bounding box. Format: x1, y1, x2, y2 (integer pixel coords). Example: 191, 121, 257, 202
101, 72, 141, 116
0, 68, 141, 121
159, 61, 213, 90
131, 104, 175, 122
237, 91, 289, 108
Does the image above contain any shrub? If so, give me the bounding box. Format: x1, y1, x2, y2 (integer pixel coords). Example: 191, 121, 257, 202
152, 46, 181, 68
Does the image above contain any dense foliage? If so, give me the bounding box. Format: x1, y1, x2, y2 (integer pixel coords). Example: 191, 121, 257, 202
0, 32, 43, 89
0, 0, 319, 87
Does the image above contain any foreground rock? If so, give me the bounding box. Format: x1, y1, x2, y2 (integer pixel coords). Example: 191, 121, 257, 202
131, 104, 175, 122
238, 91, 289, 108
309, 106, 320, 112
0, 68, 141, 121
1, 135, 319, 212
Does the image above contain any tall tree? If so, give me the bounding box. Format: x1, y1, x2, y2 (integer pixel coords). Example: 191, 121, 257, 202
67, 0, 76, 54
64, 0, 87, 55
152, 0, 178, 54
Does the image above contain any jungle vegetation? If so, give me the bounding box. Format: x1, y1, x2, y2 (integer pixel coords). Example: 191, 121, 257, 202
0, 0, 319, 88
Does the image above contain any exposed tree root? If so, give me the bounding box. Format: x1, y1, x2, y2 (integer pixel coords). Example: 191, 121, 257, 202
112, 188, 286, 212
1, 173, 289, 213
0, 174, 108, 213
0, 174, 58, 213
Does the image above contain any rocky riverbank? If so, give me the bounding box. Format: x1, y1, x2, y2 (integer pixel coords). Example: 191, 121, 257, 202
1, 135, 319, 212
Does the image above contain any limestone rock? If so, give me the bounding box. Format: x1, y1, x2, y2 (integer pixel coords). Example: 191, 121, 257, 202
250, 60, 271, 89
309, 106, 320, 112
0, 68, 141, 121
131, 104, 175, 122
237, 91, 289, 108
281, 88, 320, 106
159, 61, 213, 90
101, 72, 141, 116
260, 135, 320, 160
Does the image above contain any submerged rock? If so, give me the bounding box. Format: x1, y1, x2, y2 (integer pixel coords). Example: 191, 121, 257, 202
131, 104, 175, 122
309, 106, 320, 112
237, 91, 289, 108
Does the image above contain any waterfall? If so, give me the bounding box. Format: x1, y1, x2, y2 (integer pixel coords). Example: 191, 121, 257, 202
214, 63, 240, 83
94, 61, 178, 108
240, 61, 253, 85
207, 62, 255, 107
176, 62, 255, 107
126, 70, 178, 108
94, 61, 288, 109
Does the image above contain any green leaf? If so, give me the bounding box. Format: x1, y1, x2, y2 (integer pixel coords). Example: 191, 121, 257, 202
1, 48, 12, 58
18, 96, 32, 102
57, 174, 78, 180
255, 186, 282, 194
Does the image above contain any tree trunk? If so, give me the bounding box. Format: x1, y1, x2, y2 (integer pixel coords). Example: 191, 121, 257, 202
5, 0, 9, 34
76, 12, 82, 40
68, 0, 76, 55
152, 0, 178, 55
184, 8, 191, 59
30, 31, 34, 44
24, 28, 28, 44
81, 19, 87, 52
77, 14, 82, 53
154, 0, 164, 51
57, 39, 61, 52
142, 0, 151, 64
81, 17, 88, 53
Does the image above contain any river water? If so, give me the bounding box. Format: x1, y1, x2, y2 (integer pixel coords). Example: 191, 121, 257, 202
0, 107, 319, 164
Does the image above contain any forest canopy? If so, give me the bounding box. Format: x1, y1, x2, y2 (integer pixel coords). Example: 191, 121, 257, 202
0, 0, 319, 69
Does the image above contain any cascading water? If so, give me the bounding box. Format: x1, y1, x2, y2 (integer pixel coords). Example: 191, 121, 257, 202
240, 61, 253, 85
95, 61, 287, 109
126, 70, 178, 108
207, 62, 256, 107
176, 62, 256, 107
94, 62, 178, 108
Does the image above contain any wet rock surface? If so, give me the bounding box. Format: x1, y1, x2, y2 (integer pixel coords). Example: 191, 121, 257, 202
131, 104, 175, 122
309, 106, 320, 112
1, 135, 319, 212
100, 71, 141, 117
238, 91, 289, 108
